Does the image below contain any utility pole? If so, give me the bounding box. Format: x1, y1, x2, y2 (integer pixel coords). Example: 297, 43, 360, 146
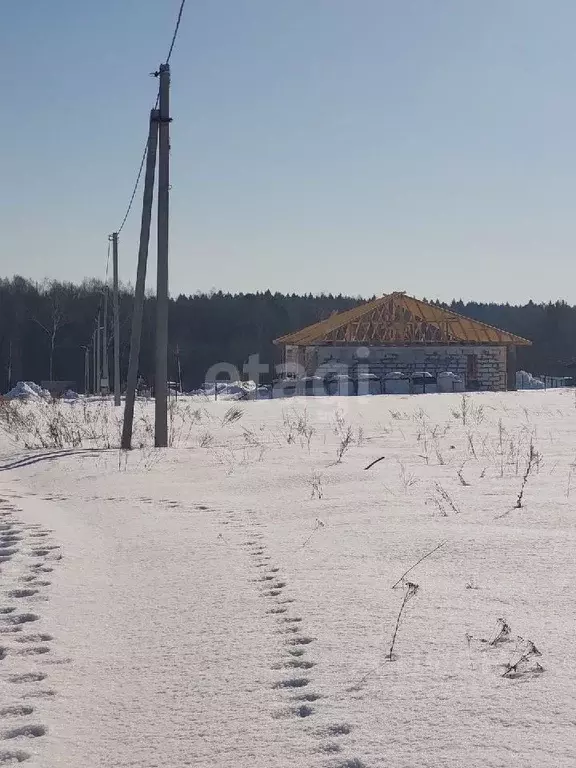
92, 329, 97, 394
7, 340, 12, 389
121, 110, 160, 449
112, 232, 121, 406
102, 286, 109, 393
95, 311, 101, 396
155, 63, 171, 448
83, 346, 90, 394
176, 343, 182, 394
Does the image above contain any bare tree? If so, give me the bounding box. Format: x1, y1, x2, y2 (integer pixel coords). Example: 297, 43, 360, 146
33, 285, 66, 382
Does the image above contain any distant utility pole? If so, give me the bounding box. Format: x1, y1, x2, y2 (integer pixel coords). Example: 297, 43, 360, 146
97, 313, 102, 394
102, 287, 109, 393
155, 62, 171, 448
176, 343, 182, 394
112, 232, 121, 406
83, 345, 90, 394
92, 329, 97, 394
121, 109, 160, 449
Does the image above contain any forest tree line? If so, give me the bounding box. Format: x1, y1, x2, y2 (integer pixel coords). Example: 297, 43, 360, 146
0, 276, 574, 393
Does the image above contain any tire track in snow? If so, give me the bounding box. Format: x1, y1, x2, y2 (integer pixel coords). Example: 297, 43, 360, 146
219, 507, 366, 768
0, 495, 65, 764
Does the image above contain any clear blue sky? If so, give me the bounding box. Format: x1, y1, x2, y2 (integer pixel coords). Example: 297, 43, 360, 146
2, 0, 575, 303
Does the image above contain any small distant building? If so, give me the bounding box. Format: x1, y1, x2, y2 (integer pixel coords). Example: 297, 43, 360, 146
274, 292, 531, 392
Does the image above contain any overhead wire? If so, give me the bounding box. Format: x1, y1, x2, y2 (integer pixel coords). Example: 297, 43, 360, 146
165, 0, 188, 65
116, 144, 149, 236
105, 238, 111, 283
93, 0, 188, 388
112, 0, 188, 236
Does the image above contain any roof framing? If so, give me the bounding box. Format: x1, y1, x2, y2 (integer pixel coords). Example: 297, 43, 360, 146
274, 292, 531, 347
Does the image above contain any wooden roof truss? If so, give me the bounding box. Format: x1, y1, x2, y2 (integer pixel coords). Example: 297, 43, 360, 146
275, 292, 531, 347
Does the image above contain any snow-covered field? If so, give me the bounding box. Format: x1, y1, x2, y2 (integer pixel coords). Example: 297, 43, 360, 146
1, 390, 576, 767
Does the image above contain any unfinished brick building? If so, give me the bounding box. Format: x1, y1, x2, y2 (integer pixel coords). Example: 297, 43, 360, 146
274, 292, 531, 391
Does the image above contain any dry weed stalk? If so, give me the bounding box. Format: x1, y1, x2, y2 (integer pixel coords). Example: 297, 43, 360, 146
221, 405, 244, 426
434, 442, 445, 466
497, 418, 506, 477
310, 472, 323, 500
387, 581, 419, 661
398, 461, 418, 492
566, 462, 576, 498
198, 431, 213, 448
515, 441, 540, 508
336, 426, 354, 463
503, 639, 544, 678
391, 540, 447, 589
282, 408, 315, 450
0, 398, 120, 450
434, 483, 460, 514
301, 517, 325, 547
457, 464, 471, 486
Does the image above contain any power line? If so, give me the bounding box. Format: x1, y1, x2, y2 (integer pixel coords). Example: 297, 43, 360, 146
166, 0, 188, 65
105, 238, 111, 282
112, 0, 187, 235
116, 143, 149, 235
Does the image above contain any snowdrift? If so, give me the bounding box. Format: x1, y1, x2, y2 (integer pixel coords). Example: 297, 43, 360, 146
516, 370, 545, 389
191, 380, 257, 400
3, 380, 51, 399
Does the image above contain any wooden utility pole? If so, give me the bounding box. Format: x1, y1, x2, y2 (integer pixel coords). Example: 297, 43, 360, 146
121, 110, 160, 449
155, 63, 171, 448
112, 232, 121, 406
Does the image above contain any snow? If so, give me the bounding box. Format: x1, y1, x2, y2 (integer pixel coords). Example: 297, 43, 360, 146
1, 389, 576, 767
3, 382, 50, 400
192, 381, 257, 400
516, 371, 545, 390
